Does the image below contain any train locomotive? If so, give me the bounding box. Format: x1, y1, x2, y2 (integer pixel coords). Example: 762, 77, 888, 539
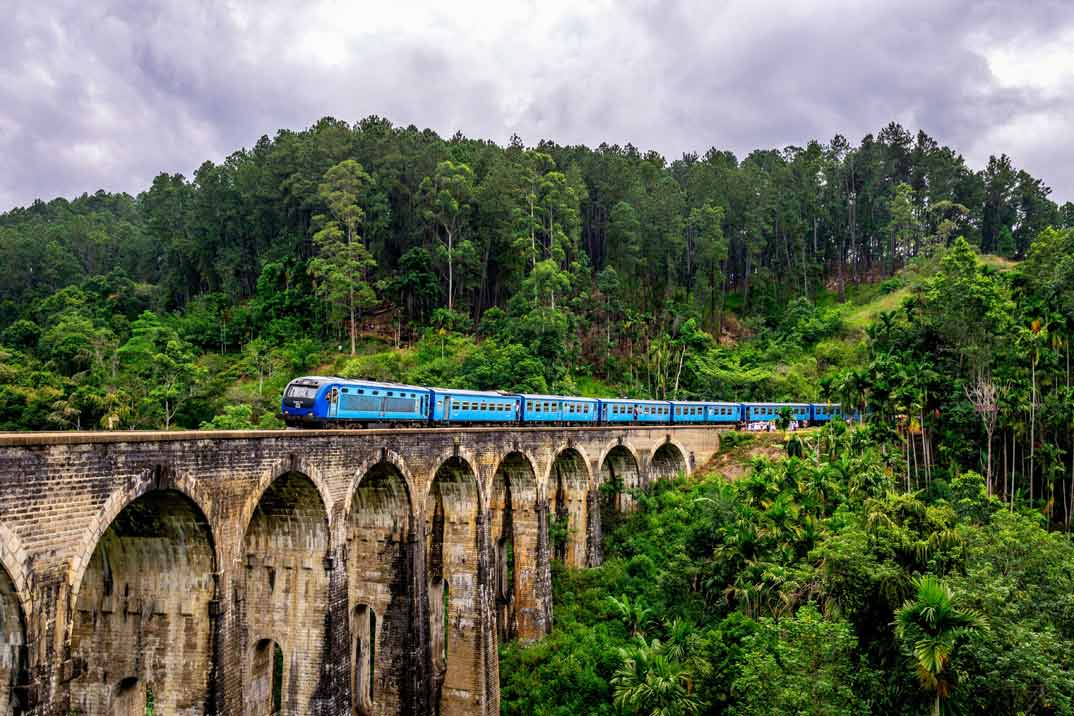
280, 376, 852, 429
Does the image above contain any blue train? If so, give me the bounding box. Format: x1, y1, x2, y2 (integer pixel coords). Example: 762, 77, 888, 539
280, 376, 853, 429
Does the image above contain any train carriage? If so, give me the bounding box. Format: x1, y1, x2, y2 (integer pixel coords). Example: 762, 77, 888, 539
518, 394, 600, 423
430, 388, 520, 423
706, 402, 743, 424
601, 398, 672, 423
669, 401, 709, 424
282, 377, 430, 426
744, 402, 811, 423
669, 401, 743, 424
811, 403, 845, 423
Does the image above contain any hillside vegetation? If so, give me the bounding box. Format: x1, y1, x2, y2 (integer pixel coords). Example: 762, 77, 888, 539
4, 115, 1074, 714
501, 422, 1074, 716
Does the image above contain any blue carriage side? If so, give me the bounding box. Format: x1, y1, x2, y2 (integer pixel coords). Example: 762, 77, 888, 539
744, 402, 811, 423
811, 403, 846, 422
600, 399, 672, 423
518, 394, 599, 423
669, 401, 708, 424
430, 388, 520, 423
323, 379, 431, 422
706, 402, 742, 424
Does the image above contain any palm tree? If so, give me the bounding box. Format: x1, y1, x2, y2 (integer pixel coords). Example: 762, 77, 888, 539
894, 575, 985, 716
612, 638, 704, 716
606, 595, 655, 637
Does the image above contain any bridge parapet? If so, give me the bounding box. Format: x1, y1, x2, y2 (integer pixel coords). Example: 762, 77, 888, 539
0, 425, 721, 715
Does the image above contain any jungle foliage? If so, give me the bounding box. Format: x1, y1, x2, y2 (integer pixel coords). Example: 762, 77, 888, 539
500, 421, 1074, 715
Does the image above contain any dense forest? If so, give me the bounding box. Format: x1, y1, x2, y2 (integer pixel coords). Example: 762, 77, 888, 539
4, 115, 1074, 713
502, 427, 1074, 716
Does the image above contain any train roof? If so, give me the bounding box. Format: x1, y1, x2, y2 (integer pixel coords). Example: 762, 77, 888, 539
322, 377, 430, 392
601, 397, 669, 404
668, 400, 740, 406
516, 393, 600, 402
428, 387, 517, 398
745, 401, 811, 406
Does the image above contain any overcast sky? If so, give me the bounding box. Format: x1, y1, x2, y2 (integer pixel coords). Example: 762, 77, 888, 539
3, 0, 1074, 212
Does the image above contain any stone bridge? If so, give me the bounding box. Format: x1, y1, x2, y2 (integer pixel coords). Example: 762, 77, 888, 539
0, 425, 722, 716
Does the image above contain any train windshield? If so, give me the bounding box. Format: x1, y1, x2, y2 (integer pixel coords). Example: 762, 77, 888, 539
287, 385, 319, 399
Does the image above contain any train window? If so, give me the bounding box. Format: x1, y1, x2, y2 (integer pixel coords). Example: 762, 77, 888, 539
373, 390, 379, 395
480, 402, 487, 410
387, 391, 393, 396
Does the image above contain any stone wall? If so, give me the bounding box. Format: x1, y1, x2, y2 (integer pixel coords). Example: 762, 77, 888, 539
0, 425, 721, 715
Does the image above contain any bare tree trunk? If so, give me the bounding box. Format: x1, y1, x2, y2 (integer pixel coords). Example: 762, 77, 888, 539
1031, 358, 1037, 505
672, 346, 686, 399
447, 227, 454, 312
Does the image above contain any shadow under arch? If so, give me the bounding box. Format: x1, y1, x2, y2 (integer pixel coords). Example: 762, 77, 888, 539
244, 637, 284, 716
650, 441, 689, 481
241, 470, 331, 716
599, 443, 643, 515
546, 446, 592, 568
69, 488, 218, 716
425, 455, 484, 713
237, 455, 336, 556
66, 469, 219, 610
490, 451, 546, 642
348, 459, 414, 716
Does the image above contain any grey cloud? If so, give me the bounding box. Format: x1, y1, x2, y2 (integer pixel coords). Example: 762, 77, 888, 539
2, 0, 1073, 212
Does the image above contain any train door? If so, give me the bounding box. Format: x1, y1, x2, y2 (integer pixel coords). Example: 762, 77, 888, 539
444, 396, 452, 421
328, 387, 339, 418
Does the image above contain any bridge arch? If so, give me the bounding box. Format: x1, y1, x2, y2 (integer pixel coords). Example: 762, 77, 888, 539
650, 440, 690, 481
69, 487, 218, 715
546, 446, 592, 568
343, 449, 418, 520
238, 455, 335, 550
0, 523, 30, 620
241, 469, 331, 716
244, 637, 284, 716
425, 455, 484, 713
67, 467, 219, 606
598, 441, 643, 514
490, 451, 545, 642
347, 458, 414, 716
0, 551, 27, 716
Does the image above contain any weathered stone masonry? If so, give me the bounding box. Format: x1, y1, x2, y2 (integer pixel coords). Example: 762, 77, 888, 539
0, 425, 720, 716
